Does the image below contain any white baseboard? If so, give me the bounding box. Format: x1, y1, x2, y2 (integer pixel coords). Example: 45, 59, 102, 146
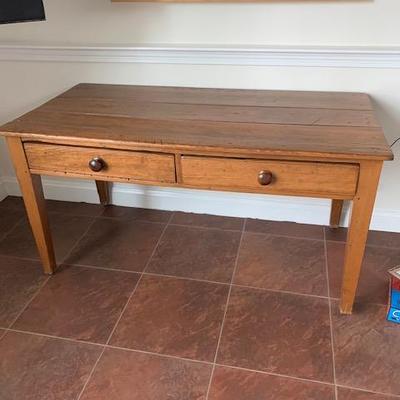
3, 175, 400, 232
0, 177, 7, 202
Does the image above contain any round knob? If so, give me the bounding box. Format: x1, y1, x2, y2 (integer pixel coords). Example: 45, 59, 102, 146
88, 157, 105, 172
258, 170, 273, 185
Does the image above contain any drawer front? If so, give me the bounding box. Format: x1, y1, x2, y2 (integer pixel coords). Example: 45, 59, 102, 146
181, 156, 359, 198
24, 143, 176, 184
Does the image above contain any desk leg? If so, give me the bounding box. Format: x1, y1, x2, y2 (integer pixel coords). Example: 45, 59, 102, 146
330, 200, 344, 228
340, 161, 382, 314
95, 181, 110, 205
6, 137, 56, 274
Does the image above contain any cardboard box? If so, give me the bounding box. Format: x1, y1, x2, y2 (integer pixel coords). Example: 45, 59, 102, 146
387, 266, 400, 324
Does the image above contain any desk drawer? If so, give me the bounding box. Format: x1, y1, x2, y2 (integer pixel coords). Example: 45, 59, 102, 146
24, 143, 176, 184
181, 156, 359, 198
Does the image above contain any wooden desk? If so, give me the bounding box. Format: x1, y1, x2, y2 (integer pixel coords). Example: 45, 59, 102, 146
0, 84, 393, 314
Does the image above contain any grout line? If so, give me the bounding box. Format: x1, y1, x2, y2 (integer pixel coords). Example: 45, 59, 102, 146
324, 229, 338, 400
75, 212, 173, 400
244, 229, 325, 242
104, 274, 144, 346
94, 214, 243, 234
0, 254, 41, 263
3, 200, 400, 398
168, 222, 243, 233
75, 262, 147, 399
324, 237, 400, 250
5, 326, 213, 366
63, 262, 144, 275
232, 283, 330, 300
59, 217, 98, 266
1, 254, 386, 307
2, 199, 400, 247
215, 362, 335, 388
142, 212, 174, 275
92, 214, 243, 233
0, 329, 7, 341
4, 328, 104, 347
4, 326, 400, 398
0, 215, 25, 245
74, 275, 144, 400
143, 271, 230, 286
94, 214, 169, 226
75, 344, 105, 400
7, 276, 51, 330
57, 260, 333, 301
205, 218, 247, 399
335, 384, 400, 399
240, 217, 246, 232
105, 344, 214, 366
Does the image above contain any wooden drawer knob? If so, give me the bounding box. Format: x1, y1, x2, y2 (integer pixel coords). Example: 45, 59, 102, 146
258, 170, 273, 185
89, 157, 105, 172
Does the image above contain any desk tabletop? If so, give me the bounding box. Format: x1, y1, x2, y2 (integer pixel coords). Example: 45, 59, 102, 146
0, 83, 393, 161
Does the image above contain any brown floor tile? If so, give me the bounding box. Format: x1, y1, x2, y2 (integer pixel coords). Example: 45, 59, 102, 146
325, 227, 400, 248
66, 218, 164, 271
147, 225, 241, 283
326, 242, 400, 304
332, 301, 400, 395
234, 232, 327, 296
0, 256, 48, 327
364, 230, 400, 248
208, 366, 335, 400
0, 330, 101, 400
110, 275, 229, 361
0, 196, 25, 210
13, 266, 139, 343
80, 347, 212, 400
0, 213, 94, 262
324, 227, 348, 242
101, 205, 172, 223
217, 287, 333, 382
0, 207, 24, 241
171, 212, 244, 230
246, 219, 324, 240
337, 387, 398, 400
0, 196, 103, 217
46, 199, 104, 217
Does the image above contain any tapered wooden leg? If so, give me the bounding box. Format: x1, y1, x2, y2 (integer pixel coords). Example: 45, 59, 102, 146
330, 199, 344, 228
6, 137, 56, 274
95, 180, 110, 205
340, 161, 383, 314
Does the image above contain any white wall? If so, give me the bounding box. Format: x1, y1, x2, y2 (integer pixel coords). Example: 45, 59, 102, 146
1, 0, 400, 46
0, 0, 399, 230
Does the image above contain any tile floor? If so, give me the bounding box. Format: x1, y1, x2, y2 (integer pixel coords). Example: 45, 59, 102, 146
0, 196, 400, 400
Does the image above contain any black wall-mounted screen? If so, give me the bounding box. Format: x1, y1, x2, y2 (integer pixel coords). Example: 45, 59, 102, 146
0, 0, 45, 24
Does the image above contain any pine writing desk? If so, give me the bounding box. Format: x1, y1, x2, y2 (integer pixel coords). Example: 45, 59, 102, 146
0, 84, 393, 314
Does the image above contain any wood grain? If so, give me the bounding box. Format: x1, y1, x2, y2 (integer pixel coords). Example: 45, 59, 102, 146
181, 156, 359, 199
60, 84, 374, 110
6, 137, 56, 274
0, 84, 392, 314
340, 161, 383, 314
330, 200, 344, 228
24, 143, 176, 184
1, 111, 391, 161
95, 181, 110, 205
0, 84, 392, 162
37, 96, 379, 127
